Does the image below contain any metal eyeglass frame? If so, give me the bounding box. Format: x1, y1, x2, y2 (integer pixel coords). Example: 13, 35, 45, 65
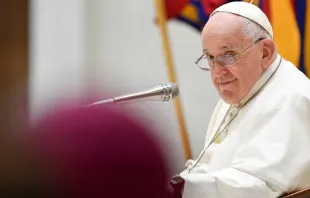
195, 37, 265, 71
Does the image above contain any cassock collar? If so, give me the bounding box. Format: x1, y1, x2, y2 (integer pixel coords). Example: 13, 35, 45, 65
232, 54, 282, 108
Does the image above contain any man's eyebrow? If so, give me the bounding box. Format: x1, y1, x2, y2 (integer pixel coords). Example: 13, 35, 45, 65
220, 45, 233, 50
202, 44, 234, 54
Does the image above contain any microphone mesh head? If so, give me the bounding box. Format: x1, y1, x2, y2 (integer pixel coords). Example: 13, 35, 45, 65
169, 83, 179, 98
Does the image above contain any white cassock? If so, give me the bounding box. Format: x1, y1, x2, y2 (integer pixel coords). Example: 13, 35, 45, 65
179, 54, 310, 198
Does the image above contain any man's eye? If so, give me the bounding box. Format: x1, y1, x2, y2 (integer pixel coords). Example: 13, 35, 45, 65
206, 55, 214, 59
224, 53, 235, 57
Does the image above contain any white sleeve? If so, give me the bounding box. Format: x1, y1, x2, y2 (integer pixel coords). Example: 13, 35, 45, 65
180, 94, 310, 198
181, 168, 279, 198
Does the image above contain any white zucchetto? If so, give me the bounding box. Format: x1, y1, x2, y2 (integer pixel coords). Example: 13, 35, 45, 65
211, 1, 273, 39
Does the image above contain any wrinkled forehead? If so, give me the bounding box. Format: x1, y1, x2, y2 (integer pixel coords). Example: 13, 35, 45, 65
202, 13, 249, 53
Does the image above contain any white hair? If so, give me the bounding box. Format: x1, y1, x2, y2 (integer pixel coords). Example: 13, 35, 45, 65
240, 16, 272, 41
240, 16, 278, 58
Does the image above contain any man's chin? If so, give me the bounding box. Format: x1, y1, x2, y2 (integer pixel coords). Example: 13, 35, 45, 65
218, 90, 241, 105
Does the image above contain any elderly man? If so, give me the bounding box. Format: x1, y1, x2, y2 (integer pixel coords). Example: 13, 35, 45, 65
175, 2, 310, 198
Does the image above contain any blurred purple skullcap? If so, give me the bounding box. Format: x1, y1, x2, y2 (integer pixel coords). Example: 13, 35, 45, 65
27, 102, 172, 198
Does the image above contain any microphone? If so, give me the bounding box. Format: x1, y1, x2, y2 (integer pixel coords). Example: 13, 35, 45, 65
87, 83, 179, 106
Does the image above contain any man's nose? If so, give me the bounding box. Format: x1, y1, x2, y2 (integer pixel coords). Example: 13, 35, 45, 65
211, 61, 228, 77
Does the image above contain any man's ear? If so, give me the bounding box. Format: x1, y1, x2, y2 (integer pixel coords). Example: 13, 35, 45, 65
261, 39, 276, 69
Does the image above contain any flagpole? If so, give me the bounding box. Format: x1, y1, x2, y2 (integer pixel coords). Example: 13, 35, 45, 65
154, 0, 192, 160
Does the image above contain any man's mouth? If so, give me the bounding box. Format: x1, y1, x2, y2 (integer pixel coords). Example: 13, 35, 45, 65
218, 79, 236, 85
